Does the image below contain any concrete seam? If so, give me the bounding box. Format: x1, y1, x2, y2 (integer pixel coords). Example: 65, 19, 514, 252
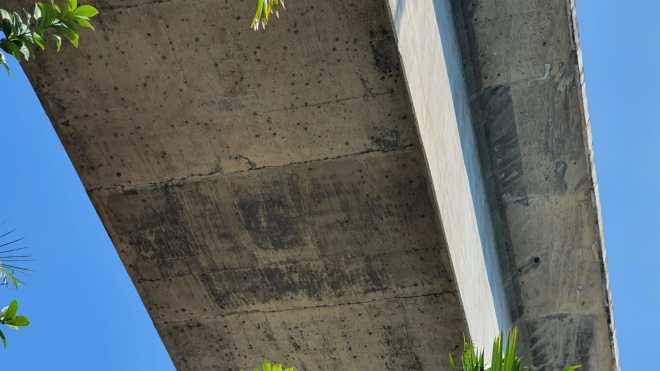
86, 145, 418, 194
155, 290, 458, 324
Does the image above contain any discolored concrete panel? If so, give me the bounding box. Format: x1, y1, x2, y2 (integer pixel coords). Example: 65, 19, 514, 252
452, 0, 619, 369
93, 150, 459, 323
8, 0, 471, 368
160, 293, 464, 370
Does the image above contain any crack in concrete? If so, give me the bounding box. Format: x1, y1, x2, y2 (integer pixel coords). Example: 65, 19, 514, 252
131, 245, 447, 282
87, 145, 418, 194
155, 290, 457, 324
235, 154, 257, 170
258, 91, 393, 115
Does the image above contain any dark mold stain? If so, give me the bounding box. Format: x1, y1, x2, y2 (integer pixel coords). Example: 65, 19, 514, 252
476, 85, 527, 206
554, 160, 568, 193
522, 314, 594, 371
368, 27, 398, 75
368, 127, 401, 152
236, 192, 302, 250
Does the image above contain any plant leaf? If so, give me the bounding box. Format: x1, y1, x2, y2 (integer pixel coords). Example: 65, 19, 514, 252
32, 32, 45, 50
33, 3, 42, 20
74, 5, 98, 18
1, 300, 18, 321
7, 315, 30, 327
52, 34, 62, 51
251, 0, 264, 30
503, 328, 518, 371
74, 16, 93, 29
67, 0, 78, 12
0, 52, 9, 74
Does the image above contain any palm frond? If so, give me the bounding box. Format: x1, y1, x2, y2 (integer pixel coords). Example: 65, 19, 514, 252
0, 229, 30, 288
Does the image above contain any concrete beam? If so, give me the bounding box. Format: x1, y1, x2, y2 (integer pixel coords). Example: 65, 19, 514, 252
10, 0, 471, 368
7, 0, 620, 369
385, 0, 511, 357
450, 0, 619, 369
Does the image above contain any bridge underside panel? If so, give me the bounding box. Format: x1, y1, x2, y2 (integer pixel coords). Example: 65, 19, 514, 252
10, 0, 468, 369
95, 150, 464, 368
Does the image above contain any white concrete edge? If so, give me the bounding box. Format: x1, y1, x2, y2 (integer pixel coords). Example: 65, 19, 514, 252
384, 0, 512, 360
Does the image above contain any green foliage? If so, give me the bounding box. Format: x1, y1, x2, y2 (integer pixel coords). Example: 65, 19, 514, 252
0, 300, 30, 349
0, 0, 99, 73
0, 230, 31, 288
0, 231, 31, 349
251, 0, 285, 31
450, 328, 581, 371
243, 361, 296, 371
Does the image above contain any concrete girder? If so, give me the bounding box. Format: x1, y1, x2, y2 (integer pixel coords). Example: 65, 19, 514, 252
7, 0, 619, 369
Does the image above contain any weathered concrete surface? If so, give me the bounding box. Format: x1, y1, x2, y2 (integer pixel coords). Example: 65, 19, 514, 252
384, 0, 511, 358
10, 0, 471, 369
450, 0, 619, 369
9, 0, 619, 369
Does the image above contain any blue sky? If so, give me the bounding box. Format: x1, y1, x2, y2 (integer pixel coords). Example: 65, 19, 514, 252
577, 0, 660, 367
0, 1, 657, 369
0, 41, 175, 371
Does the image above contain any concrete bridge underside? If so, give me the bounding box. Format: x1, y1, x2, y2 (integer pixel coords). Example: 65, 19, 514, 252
10, 0, 618, 370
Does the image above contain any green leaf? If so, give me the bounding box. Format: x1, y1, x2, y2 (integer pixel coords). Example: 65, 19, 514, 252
0, 9, 11, 24
67, 0, 78, 11
52, 34, 62, 51
491, 333, 502, 371
1, 269, 23, 289
33, 3, 42, 20
0, 52, 9, 74
6, 316, 30, 327
50, 1, 62, 14
74, 16, 93, 29
56, 25, 79, 47
74, 5, 98, 18
251, 0, 265, 30
563, 365, 582, 371
1, 300, 18, 321
32, 32, 46, 50
18, 43, 30, 61
449, 353, 457, 371
263, 361, 272, 371
0, 329, 6, 349
503, 328, 518, 371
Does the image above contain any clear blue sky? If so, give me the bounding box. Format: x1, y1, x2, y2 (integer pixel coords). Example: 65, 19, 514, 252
577, 0, 660, 368
0, 1, 656, 369
0, 40, 175, 371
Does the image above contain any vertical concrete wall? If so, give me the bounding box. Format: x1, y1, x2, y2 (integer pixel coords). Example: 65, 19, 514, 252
451, 0, 620, 369
385, 0, 511, 357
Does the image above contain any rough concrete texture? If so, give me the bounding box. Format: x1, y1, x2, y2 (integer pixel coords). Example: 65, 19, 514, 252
385, 0, 511, 357
9, 0, 620, 368
450, 0, 619, 369
9, 0, 470, 369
